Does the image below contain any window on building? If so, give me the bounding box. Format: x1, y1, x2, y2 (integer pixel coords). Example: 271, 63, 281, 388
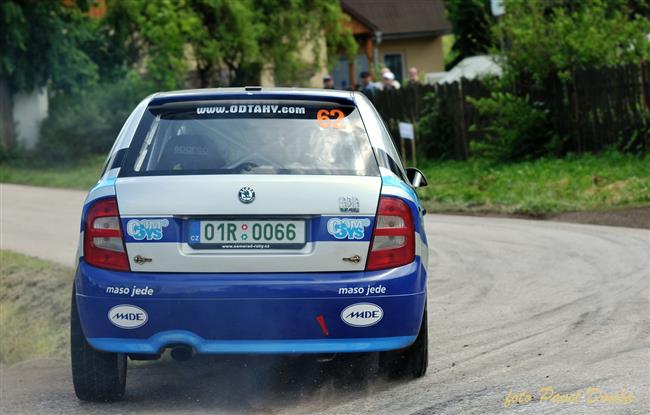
383, 53, 404, 83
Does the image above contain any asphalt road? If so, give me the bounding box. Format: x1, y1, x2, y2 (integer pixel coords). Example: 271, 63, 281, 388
1, 184, 649, 414
1, 183, 86, 266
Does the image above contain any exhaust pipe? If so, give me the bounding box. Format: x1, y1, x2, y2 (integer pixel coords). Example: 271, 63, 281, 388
170, 345, 194, 361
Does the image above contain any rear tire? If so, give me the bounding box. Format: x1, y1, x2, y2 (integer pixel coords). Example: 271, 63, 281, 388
379, 305, 428, 379
70, 287, 127, 402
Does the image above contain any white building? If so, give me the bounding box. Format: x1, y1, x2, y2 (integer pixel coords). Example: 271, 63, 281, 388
12, 88, 48, 149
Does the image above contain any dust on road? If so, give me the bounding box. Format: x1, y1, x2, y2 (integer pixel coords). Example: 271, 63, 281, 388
1, 185, 648, 414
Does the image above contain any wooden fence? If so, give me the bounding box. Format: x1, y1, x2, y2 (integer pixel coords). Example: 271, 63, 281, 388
547, 64, 649, 153
368, 63, 649, 160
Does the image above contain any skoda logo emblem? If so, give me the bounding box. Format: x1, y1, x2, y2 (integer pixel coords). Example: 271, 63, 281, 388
238, 187, 255, 204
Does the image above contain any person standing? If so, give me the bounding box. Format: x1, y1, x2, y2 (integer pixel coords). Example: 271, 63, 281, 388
407, 67, 421, 87
323, 74, 334, 89
382, 71, 397, 91
381, 66, 402, 89
358, 71, 378, 97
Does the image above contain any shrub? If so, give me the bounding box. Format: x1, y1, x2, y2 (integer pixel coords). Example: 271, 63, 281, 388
617, 109, 650, 154
416, 92, 456, 159
468, 91, 555, 161
0, 142, 22, 163
496, 0, 650, 84
37, 75, 150, 162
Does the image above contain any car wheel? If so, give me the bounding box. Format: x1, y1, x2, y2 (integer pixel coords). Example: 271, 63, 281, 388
70, 286, 127, 402
379, 305, 428, 379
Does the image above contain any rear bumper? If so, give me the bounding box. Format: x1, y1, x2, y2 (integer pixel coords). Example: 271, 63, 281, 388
88, 333, 417, 354
75, 259, 426, 354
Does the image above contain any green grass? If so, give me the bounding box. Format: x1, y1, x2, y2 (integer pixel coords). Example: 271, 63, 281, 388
1, 151, 648, 215
417, 152, 650, 215
0, 155, 105, 190
0, 250, 72, 364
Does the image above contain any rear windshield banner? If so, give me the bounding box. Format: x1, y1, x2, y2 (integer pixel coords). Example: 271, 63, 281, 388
153, 102, 355, 120
197, 104, 306, 116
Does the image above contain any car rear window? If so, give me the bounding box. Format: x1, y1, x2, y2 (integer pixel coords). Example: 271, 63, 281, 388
119, 99, 379, 177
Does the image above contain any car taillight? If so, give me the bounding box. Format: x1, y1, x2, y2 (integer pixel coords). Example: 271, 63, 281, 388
83, 197, 130, 271
366, 196, 415, 271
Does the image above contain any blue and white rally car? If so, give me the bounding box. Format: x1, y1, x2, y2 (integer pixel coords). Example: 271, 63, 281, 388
71, 87, 429, 401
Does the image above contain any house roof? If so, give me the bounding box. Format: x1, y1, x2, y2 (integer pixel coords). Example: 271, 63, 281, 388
341, 0, 451, 39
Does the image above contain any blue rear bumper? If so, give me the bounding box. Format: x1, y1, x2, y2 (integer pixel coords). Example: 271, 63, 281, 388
75, 259, 426, 354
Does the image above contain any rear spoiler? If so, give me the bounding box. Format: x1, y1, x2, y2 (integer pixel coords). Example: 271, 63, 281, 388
149, 91, 356, 108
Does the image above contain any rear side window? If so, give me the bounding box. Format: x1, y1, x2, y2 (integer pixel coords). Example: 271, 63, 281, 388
120, 99, 379, 177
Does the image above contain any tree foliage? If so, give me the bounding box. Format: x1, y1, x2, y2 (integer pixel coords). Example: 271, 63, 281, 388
243, 0, 357, 87
416, 93, 455, 159
2, 0, 354, 92
0, 1, 98, 93
38, 75, 148, 162
445, 0, 494, 69
496, 0, 650, 82
468, 91, 555, 161
465, 0, 650, 161
99, 0, 356, 88
1, 0, 355, 151
1, 1, 99, 148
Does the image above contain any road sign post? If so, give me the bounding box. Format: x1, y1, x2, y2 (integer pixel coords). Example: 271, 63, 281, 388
398, 122, 416, 166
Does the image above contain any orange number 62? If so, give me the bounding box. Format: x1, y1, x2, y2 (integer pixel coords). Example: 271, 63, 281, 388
317, 109, 345, 129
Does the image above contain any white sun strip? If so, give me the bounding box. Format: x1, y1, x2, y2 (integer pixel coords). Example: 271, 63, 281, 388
134, 115, 161, 172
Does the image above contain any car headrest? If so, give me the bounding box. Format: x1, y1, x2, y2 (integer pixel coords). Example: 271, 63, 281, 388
156, 135, 223, 171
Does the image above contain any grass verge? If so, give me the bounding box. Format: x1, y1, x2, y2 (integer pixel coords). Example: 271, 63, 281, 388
1, 151, 648, 215
417, 151, 650, 215
0, 155, 105, 190
0, 250, 71, 364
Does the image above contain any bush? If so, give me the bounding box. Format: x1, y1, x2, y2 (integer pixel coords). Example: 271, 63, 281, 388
468, 91, 555, 161
496, 0, 650, 83
0, 142, 22, 163
37, 75, 150, 162
416, 92, 456, 159
617, 109, 650, 154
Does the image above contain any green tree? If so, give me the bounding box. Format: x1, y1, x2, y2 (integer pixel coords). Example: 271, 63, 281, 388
189, 0, 262, 87
495, 0, 650, 82
234, 0, 356, 87
445, 0, 494, 69
0, 1, 98, 149
467, 0, 650, 160
100, 0, 355, 89
98, 0, 202, 90
186, 0, 356, 87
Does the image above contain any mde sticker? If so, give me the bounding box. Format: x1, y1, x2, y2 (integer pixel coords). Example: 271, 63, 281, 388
108, 304, 148, 329
327, 218, 371, 240
341, 303, 383, 327
126, 219, 169, 241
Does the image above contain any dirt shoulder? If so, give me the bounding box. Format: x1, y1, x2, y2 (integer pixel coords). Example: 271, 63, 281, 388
433, 206, 650, 229
547, 206, 650, 229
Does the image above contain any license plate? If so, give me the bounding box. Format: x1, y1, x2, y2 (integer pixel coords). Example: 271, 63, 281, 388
188, 220, 306, 249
